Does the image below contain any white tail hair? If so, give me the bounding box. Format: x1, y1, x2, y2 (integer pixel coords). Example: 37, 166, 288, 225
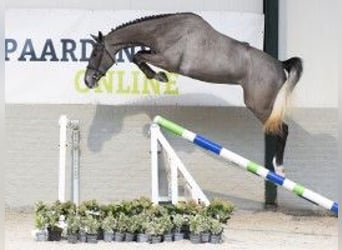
263, 80, 291, 134
264, 57, 303, 134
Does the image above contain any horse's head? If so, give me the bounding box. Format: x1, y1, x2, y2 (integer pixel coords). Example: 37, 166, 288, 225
84, 31, 115, 89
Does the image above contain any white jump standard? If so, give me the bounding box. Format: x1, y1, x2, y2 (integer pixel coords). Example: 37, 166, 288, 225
153, 116, 338, 215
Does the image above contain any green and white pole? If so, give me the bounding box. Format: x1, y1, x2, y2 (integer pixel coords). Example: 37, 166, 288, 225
153, 115, 338, 214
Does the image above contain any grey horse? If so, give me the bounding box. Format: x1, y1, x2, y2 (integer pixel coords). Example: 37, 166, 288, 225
84, 13, 303, 175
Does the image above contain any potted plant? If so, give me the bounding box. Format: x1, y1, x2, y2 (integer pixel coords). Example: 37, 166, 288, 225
209, 218, 224, 244
136, 212, 151, 242
205, 198, 234, 223
125, 215, 139, 242
101, 213, 116, 242
46, 202, 63, 241
113, 213, 127, 242
135, 213, 151, 243
160, 215, 173, 242
34, 213, 48, 241
33, 201, 48, 241
200, 216, 211, 243
172, 214, 185, 241
84, 215, 100, 243
79, 216, 87, 242
66, 213, 80, 244
146, 217, 165, 244
189, 214, 205, 244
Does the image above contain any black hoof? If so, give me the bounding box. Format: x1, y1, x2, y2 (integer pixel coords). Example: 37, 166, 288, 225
155, 72, 168, 82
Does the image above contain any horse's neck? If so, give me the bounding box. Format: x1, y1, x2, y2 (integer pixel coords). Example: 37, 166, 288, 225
104, 26, 152, 54
104, 13, 198, 53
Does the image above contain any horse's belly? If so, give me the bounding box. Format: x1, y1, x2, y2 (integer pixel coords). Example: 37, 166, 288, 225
178, 63, 242, 84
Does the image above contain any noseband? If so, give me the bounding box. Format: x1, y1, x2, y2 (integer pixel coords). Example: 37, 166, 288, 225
86, 43, 116, 80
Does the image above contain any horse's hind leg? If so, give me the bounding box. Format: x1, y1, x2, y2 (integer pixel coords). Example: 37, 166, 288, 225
132, 50, 168, 82
272, 122, 288, 176
242, 82, 288, 176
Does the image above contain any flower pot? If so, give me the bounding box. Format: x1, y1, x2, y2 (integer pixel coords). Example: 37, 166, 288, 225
67, 234, 78, 244
79, 231, 87, 242
97, 229, 104, 240
137, 233, 149, 243
47, 228, 63, 241
163, 233, 173, 242
182, 225, 190, 239
201, 232, 210, 243
86, 233, 98, 243
114, 232, 124, 242
151, 235, 162, 244
189, 233, 201, 244
35, 230, 47, 241
173, 232, 184, 241
125, 232, 135, 242
103, 232, 114, 242
210, 234, 222, 244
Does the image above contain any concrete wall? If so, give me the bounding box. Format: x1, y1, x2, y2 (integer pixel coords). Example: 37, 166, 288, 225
5, 105, 337, 214
5, 0, 263, 13
279, 0, 339, 107
5, 0, 338, 214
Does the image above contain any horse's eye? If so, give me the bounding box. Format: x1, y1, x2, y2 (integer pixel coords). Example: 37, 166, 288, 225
93, 53, 97, 57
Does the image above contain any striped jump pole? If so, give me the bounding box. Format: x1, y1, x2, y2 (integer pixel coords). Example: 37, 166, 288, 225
153, 115, 338, 215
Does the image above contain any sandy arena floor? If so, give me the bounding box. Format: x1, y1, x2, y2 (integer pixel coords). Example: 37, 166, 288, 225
5, 210, 338, 250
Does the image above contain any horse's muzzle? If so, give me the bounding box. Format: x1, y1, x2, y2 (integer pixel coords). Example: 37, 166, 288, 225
84, 69, 99, 89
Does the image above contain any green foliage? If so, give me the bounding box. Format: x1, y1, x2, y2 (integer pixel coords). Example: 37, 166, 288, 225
145, 204, 168, 217
159, 215, 173, 233
175, 200, 206, 215
34, 201, 49, 230
172, 214, 186, 232
32, 197, 233, 238
44, 201, 63, 231
60, 200, 76, 218
205, 198, 234, 223
84, 215, 100, 234
189, 214, 211, 234
34, 214, 48, 230
133, 212, 151, 234
101, 212, 116, 233
209, 218, 224, 235
125, 215, 140, 233
34, 201, 49, 215
118, 197, 153, 216
79, 200, 101, 217
67, 214, 81, 235
114, 213, 128, 233
145, 217, 167, 236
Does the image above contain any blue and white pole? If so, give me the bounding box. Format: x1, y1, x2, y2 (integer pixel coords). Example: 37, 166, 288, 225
153, 115, 338, 215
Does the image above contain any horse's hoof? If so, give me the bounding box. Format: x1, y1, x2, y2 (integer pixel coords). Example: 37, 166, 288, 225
272, 157, 285, 177
155, 72, 168, 82
275, 166, 285, 177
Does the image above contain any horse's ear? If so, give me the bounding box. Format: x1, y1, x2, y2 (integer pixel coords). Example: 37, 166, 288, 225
98, 31, 103, 41
90, 34, 99, 42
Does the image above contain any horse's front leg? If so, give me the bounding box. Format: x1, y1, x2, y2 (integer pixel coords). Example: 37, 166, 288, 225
132, 50, 168, 82
272, 122, 288, 177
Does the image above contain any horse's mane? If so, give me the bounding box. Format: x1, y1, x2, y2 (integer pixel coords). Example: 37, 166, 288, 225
111, 13, 190, 33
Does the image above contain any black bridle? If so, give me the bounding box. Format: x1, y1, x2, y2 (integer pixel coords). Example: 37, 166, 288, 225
86, 43, 116, 81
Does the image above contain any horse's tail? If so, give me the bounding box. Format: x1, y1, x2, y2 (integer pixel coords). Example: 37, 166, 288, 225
264, 57, 303, 134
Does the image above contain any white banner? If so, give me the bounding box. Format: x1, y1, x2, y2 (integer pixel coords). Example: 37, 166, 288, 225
5, 9, 264, 106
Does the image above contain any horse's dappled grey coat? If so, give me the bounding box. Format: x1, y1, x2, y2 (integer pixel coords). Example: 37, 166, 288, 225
84, 13, 303, 173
